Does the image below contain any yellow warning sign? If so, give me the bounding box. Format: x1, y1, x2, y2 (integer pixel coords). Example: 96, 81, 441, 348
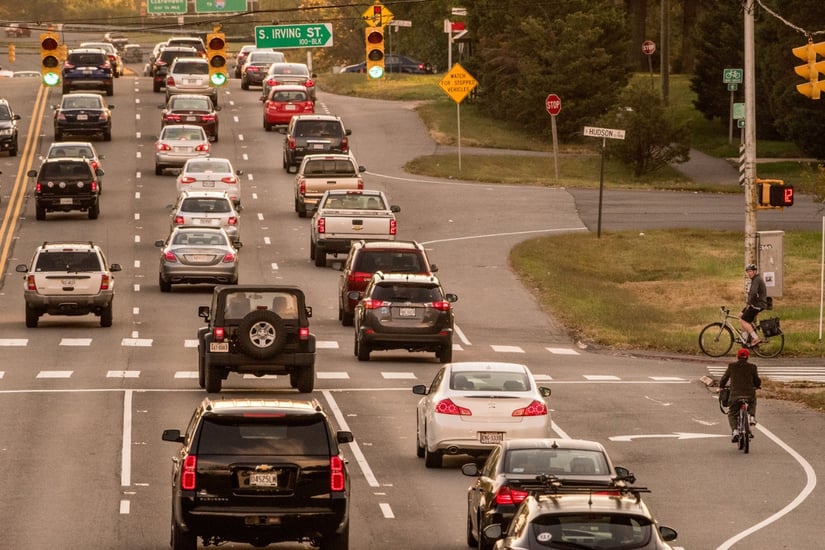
438, 63, 478, 104
362, 3, 394, 27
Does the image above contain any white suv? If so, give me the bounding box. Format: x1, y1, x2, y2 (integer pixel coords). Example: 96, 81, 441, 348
15, 242, 122, 328
165, 57, 219, 105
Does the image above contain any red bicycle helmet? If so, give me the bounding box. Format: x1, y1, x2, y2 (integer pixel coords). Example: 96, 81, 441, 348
737, 348, 749, 360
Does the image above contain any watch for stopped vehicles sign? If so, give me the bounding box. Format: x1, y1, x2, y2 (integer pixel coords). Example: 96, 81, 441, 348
438, 63, 477, 104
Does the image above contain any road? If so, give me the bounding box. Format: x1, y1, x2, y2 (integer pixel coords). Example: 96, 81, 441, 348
0, 58, 823, 550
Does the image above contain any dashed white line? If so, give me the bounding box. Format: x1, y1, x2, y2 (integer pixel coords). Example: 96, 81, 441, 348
317, 341, 339, 349
546, 347, 579, 355
60, 338, 92, 346
381, 372, 417, 379
0, 339, 27, 346
379, 502, 395, 519
36, 371, 73, 378
490, 345, 524, 353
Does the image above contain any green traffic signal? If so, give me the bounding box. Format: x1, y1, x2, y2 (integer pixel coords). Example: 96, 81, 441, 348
42, 72, 60, 86
210, 72, 227, 86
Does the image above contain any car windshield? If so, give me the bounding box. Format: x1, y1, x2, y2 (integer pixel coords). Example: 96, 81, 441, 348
249, 52, 283, 64
269, 64, 309, 76
528, 514, 652, 549
271, 90, 307, 102
174, 61, 207, 74
296, 121, 341, 138
197, 415, 330, 455
69, 53, 105, 66
0, 105, 11, 120
449, 370, 530, 392
35, 251, 101, 272
505, 449, 610, 476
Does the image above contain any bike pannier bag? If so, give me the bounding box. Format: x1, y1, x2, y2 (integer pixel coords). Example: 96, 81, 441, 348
759, 317, 781, 337
719, 388, 731, 408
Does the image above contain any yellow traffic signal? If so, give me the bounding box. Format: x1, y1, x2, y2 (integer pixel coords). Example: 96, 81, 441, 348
40, 32, 61, 86
206, 32, 228, 86
8, 44, 15, 64
792, 38, 825, 99
365, 27, 385, 79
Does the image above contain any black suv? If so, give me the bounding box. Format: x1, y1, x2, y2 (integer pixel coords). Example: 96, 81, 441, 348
197, 285, 316, 393
338, 240, 438, 326
152, 45, 198, 92
27, 158, 103, 220
283, 115, 351, 173
62, 49, 114, 95
162, 398, 353, 550
352, 272, 457, 362
0, 99, 21, 156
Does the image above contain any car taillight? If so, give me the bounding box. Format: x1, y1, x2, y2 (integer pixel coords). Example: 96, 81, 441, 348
213, 327, 225, 341
173, 215, 184, 225
90, 161, 99, 171
26, 275, 37, 291
99, 111, 109, 121
299, 327, 309, 341
35, 182, 42, 193
164, 251, 177, 262
432, 301, 451, 312
362, 298, 385, 310
57, 113, 66, 121
512, 400, 548, 417
179, 176, 196, 184
248, 66, 260, 73
357, 178, 364, 190
330, 456, 345, 492
341, 136, 349, 153
164, 114, 182, 123
389, 219, 397, 235
201, 114, 215, 122
181, 454, 197, 490
156, 143, 172, 151
101, 62, 111, 70
64, 63, 76, 69
305, 79, 315, 88
298, 179, 306, 194
288, 137, 295, 150
227, 216, 237, 225
195, 143, 210, 152
91, 181, 98, 192
100, 273, 111, 291
166, 76, 175, 86
434, 398, 472, 416
349, 272, 373, 286
494, 486, 528, 505
222, 252, 236, 263
221, 176, 237, 185
317, 218, 325, 234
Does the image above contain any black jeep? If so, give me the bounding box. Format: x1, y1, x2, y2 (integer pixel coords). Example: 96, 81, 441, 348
197, 285, 316, 393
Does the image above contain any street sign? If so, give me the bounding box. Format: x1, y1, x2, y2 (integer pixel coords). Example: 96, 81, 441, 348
642, 40, 656, 55
362, 3, 394, 27
451, 7, 467, 16
545, 93, 561, 116
195, 0, 247, 13
723, 68, 743, 84
255, 24, 333, 49
438, 63, 478, 104
583, 126, 626, 140
147, 0, 186, 14
733, 102, 745, 120
389, 20, 412, 28
727, 83, 739, 91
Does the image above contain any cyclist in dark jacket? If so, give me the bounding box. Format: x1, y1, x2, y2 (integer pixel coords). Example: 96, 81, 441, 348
739, 263, 768, 346
720, 348, 761, 442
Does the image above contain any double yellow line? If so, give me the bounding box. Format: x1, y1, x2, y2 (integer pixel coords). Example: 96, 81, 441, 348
0, 84, 51, 277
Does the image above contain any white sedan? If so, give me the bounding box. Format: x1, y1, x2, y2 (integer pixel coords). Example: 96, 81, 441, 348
412, 362, 553, 468
175, 157, 243, 207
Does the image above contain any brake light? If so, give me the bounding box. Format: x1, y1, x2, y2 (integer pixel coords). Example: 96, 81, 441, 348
64, 63, 76, 70
201, 114, 216, 122
166, 76, 175, 86
179, 176, 196, 184
35, 182, 42, 193
432, 301, 451, 312
100, 273, 111, 291
330, 456, 345, 492
305, 78, 315, 88
157, 142, 172, 151
287, 137, 296, 150
173, 215, 184, 225
298, 179, 306, 195
213, 327, 225, 341
317, 218, 325, 234
164, 251, 177, 262
349, 272, 373, 286
512, 400, 548, 417
227, 216, 237, 225
195, 143, 210, 152
164, 114, 182, 123
362, 298, 384, 310
91, 181, 98, 192
222, 252, 236, 263
434, 398, 472, 416
247, 66, 260, 73
98, 111, 109, 121
494, 486, 528, 505
90, 161, 99, 171
26, 275, 36, 291
181, 454, 197, 490
299, 327, 309, 340
357, 178, 364, 190
221, 176, 237, 185
341, 136, 349, 152
389, 219, 397, 235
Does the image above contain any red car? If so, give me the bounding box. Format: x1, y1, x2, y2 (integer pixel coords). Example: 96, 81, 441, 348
261, 85, 314, 131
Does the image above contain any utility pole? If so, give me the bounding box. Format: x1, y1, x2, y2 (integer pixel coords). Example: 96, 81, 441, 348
744, 0, 757, 266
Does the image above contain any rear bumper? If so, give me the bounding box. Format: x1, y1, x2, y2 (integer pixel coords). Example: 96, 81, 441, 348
361, 328, 452, 352
25, 290, 113, 315
36, 194, 99, 210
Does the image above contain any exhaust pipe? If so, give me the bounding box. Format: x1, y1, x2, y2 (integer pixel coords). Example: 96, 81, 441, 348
446, 446, 460, 455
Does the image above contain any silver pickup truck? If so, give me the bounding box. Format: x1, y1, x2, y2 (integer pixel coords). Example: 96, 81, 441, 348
294, 153, 365, 217
310, 189, 401, 267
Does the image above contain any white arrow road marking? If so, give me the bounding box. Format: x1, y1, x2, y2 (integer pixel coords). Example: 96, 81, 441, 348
609, 433, 728, 442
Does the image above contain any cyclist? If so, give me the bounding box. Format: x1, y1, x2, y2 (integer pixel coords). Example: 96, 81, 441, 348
719, 348, 761, 442
739, 263, 767, 346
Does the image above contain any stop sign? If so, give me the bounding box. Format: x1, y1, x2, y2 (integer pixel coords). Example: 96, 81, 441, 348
642, 40, 656, 55
545, 94, 561, 116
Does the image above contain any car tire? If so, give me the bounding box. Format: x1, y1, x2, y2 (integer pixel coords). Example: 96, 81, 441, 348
204, 364, 222, 393
88, 202, 100, 220
309, 240, 316, 260
159, 274, 172, 293
171, 518, 197, 550
298, 203, 307, 218
294, 364, 315, 393
241, 79, 249, 90
342, 310, 354, 327
416, 419, 425, 458
237, 310, 287, 359
424, 446, 443, 468
356, 333, 370, 362
100, 303, 113, 327
466, 509, 479, 548
35, 204, 46, 220
106, 85, 113, 96
155, 164, 163, 176
438, 341, 453, 363
153, 81, 160, 93
54, 130, 63, 141
9, 140, 17, 157
197, 350, 206, 389
25, 306, 39, 328
314, 246, 325, 267
103, 130, 112, 142
264, 119, 272, 132
319, 521, 349, 550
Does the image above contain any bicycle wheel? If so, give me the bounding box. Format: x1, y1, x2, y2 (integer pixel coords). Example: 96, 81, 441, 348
738, 408, 747, 451
751, 327, 784, 358
699, 322, 734, 357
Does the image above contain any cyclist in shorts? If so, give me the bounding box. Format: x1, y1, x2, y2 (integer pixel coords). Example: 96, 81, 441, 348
720, 348, 761, 442
739, 263, 767, 346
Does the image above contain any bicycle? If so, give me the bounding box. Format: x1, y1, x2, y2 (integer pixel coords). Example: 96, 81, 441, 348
718, 390, 754, 454
699, 306, 784, 358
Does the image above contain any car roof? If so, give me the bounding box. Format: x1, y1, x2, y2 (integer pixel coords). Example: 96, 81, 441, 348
201, 397, 323, 415
358, 240, 423, 251
292, 114, 341, 122
69, 48, 107, 55
371, 272, 440, 285
38, 241, 99, 252
171, 57, 207, 65
447, 361, 530, 374
497, 438, 608, 452
529, 492, 654, 517
180, 190, 231, 199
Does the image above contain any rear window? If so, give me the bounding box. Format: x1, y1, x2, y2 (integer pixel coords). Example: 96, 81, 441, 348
173, 61, 208, 74
49, 146, 94, 158
197, 415, 330, 455
68, 53, 106, 66
294, 120, 343, 138
181, 198, 231, 213
305, 159, 356, 176
61, 96, 103, 109
355, 252, 424, 273
450, 370, 531, 392
371, 284, 441, 302
35, 251, 101, 272
504, 449, 610, 475
40, 162, 93, 180
249, 52, 285, 64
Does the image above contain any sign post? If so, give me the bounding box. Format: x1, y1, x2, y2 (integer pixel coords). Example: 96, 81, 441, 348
438, 63, 478, 172
642, 40, 656, 88
583, 126, 627, 238
545, 94, 561, 182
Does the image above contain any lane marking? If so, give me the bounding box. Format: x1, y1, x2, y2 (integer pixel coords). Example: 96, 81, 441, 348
379, 502, 395, 519
321, 390, 380, 487
122, 389, 132, 486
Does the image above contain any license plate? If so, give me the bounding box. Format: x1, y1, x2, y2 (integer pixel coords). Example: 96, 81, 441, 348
249, 472, 280, 487
77, 114, 88, 120
479, 432, 504, 444
210, 342, 229, 352
173, 146, 191, 152
285, 104, 297, 110
311, 143, 326, 150
202, 181, 215, 187
398, 307, 416, 317
186, 116, 197, 121
190, 254, 211, 262
60, 198, 74, 205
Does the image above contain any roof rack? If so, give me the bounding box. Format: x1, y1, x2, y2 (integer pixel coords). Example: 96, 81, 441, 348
512, 474, 651, 503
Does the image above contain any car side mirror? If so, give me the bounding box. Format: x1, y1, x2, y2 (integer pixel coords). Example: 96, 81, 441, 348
412, 384, 427, 395
345, 129, 352, 136
430, 264, 439, 273
446, 293, 458, 302
161, 429, 184, 443
27, 169, 37, 177
13, 114, 21, 121
390, 205, 400, 213
460, 463, 480, 477
347, 291, 361, 301
614, 466, 636, 484
198, 305, 210, 320
215, 105, 222, 111
234, 241, 243, 249
539, 386, 552, 397
15, 264, 27, 273
659, 526, 678, 542
235, 169, 244, 176
336, 431, 354, 444
154, 240, 166, 248
358, 165, 366, 172
108, 105, 115, 109
96, 168, 105, 176
109, 263, 122, 272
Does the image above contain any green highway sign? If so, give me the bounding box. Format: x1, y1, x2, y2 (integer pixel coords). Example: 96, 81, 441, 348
195, 0, 247, 12
255, 24, 333, 49
147, 0, 187, 14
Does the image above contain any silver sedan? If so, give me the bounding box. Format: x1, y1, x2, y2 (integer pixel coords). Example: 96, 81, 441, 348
175, 157, 242, 207
154, 226, 241, 292
154, 124, 210, 175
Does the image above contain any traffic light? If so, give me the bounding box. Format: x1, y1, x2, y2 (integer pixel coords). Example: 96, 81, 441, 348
206, 32, 228, 86
40, 31, 61, 86
757, 179, 794, 209
8, 44, 15, 64
365, 26, 385, 79
792, 38, 825, 99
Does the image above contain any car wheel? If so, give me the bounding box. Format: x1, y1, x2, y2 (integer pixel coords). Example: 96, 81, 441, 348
25, 306, 39, 328
204, 364, 222, 393
155, 164, 163, 176
35, 204, 46, 220
54, 130, 63, 141
309, 240, 316, 260
356, 333, 370, 362
153, 81, 160, 93
319, 521, 349, 550
237, 310, 287, 359
197, 350, 206, 389
294, 364, 315, 393
424, 446, 443, 468
171, 518, 197, 550
106, 85, 113, 96
88, 202, 100, 220
9, 140, 17, 157
100, 303, 113, 327
416, 418, 425, 458
283, 153, 288, 169
264, 119, 272, 132
353, 331, 359, 358
103, 130, 112, 142
212, 130, 218, 142
298, 203, 307, 218
314, 246, 326, 267
466, 508, 479, 548
438, 341, 453, 363
342, 310, 354, 327
159, 274, 172, 293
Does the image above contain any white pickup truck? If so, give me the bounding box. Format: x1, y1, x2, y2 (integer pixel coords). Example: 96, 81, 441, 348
294, 153, 365, 218
310, 189, 401, 267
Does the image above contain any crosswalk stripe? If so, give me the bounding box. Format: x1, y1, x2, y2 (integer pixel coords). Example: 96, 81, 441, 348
546, 347, 580, 355
37, 370, 73, 378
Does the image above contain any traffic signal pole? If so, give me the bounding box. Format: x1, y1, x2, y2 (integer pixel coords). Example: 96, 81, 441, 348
743, 0, 758, 267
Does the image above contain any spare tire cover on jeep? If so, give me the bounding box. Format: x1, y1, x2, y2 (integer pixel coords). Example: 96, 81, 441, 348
237, 310, 287, 359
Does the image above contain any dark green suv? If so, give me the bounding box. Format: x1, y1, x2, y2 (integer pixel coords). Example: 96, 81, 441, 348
162, 398, 353, 550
